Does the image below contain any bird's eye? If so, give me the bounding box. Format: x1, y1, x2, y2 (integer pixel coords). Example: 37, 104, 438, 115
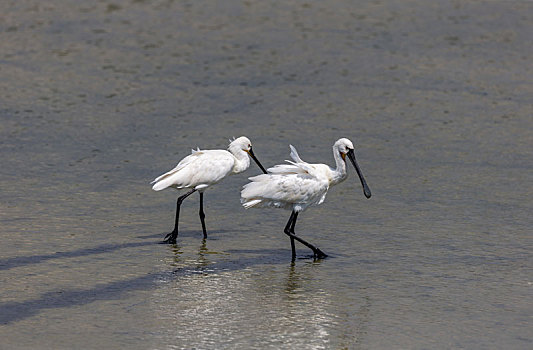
248, 144, 251, 148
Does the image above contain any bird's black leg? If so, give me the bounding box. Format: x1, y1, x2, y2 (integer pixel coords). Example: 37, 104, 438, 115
289, 211, 299, 260
199, 192, 207, 239
284, 211, 297, 260
290, 211, 298, 231
162, 188, 196, 244
283, 210, 327, 259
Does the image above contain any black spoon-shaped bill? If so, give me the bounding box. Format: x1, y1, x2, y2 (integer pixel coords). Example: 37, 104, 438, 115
347, 149, 371, 198
248, 147, 268, 174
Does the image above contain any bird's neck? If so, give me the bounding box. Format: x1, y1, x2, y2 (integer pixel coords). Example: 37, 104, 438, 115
231, 149, 250, 174
330, 147, 348, 186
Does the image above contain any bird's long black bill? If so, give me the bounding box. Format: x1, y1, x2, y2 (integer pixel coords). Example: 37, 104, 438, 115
248, 147, 268, 174
347, 149, 371, 198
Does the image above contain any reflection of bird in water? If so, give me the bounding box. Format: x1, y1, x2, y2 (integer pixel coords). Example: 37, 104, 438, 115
284, 260, 324, 295
282, 262, 371, 348
151, 137, 267, 244
169, 239, 219, 276
241, 138, 371, 260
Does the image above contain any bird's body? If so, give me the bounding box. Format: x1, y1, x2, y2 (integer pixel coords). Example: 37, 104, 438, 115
152, 149, 249, 192
241, 138, 371, 259
242, 172, 329, 212
152, 136, 267, 244
242, 144, 347, 212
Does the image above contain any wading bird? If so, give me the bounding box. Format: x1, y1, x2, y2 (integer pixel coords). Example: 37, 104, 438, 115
152, 136, 267, 244
241, 138, 371, 260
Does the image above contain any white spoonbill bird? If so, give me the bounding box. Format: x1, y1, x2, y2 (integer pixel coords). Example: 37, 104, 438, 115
241, 138, 371, 259
151, 136, 267, 244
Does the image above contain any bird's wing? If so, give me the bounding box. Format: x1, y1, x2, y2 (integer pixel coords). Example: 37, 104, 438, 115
267, 163, 303, 175
289, 144, 304, 163
267, 160, 320, 177
187, 150, 235, 186
285, 160, 321, 177
150, 150, 204, 184
287, 144, 324, 177
151, 150, 235, 191
267, 144, 317, 176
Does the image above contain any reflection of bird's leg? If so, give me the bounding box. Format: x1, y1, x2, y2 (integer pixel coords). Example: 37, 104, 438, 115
199, 192, 207, 238
283, 211, 327, 259
163, 188, 197, 244
195, 239, 210, 271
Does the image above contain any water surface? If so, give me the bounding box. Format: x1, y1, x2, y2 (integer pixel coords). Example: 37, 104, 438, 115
1, 0, 531, 349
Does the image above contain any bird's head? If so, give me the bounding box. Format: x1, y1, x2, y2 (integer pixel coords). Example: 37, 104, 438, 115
334, 138, 355, 161
334, 137, 371, 199
228, 136, 267, 174
228, 136, 252, 152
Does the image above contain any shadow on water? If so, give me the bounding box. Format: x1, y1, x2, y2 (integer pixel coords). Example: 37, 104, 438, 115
0, 272, 158, 325
0, 242, 155, 271
0, 242, 314, 325
1, 228, 251, 271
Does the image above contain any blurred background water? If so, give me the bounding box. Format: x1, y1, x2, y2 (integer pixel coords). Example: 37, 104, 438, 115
0, 0, 531, 349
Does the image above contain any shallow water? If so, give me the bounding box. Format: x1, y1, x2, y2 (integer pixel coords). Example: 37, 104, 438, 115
1, 0, 532, 349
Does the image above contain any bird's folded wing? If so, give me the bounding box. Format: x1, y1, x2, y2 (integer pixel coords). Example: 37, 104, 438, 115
151, 151, 203, 184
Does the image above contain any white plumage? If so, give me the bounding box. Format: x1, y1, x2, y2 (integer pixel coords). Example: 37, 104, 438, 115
152, 136, 266, 244
152, 149, 239, 192
241, 144, 329, 212
241, 138, 371, 259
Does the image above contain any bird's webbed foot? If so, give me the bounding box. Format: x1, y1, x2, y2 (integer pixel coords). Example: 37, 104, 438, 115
313, 247, 328, 259
161, 231, 178, 244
